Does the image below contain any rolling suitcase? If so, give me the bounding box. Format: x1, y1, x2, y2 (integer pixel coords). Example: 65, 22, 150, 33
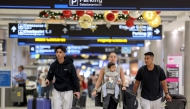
10, 87, 24, 102
165, 94, 187, 109
72, 95, 83, 109
79, 92, 87, 108
27, 97, 51, 109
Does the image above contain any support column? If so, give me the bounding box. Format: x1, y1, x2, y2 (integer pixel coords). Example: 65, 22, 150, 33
184, 21, 190, 109
138, 40, 150, 60
150, 40, 164, 67
164, 31, 183, 62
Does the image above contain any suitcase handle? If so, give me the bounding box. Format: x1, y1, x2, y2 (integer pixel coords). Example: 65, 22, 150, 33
73, 95, 80, 107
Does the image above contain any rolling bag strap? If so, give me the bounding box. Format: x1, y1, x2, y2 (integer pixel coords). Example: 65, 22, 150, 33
32, 97, 37, 109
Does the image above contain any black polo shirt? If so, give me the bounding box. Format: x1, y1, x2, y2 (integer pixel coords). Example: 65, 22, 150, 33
135, 65, 166, 101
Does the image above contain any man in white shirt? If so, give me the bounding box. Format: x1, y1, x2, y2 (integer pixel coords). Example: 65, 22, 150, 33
40, 67, 49, 98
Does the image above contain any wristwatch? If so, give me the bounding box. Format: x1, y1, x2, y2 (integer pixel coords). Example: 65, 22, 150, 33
165, 93, 169, 95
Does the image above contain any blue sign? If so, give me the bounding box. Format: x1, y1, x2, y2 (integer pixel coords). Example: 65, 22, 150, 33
9, 23, 162, 40
0, 70, 11, 87
121, 47, 131, 54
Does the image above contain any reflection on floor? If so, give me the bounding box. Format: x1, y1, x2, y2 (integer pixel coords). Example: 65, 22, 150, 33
4, 96, 141, 109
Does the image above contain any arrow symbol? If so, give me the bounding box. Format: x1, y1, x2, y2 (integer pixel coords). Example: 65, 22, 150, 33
63, 28, 68, 34
154, 29, 160, 34
11, 26, 17, 32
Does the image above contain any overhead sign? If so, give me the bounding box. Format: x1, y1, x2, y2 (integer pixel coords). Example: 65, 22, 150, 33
9, 23, 162, 40
0, 68, 12, 88
121, 47, 131, 54
18, 39, 144, 47
30, 45, 122, 55
35, 38, 66, 42
0, 0, 189, 10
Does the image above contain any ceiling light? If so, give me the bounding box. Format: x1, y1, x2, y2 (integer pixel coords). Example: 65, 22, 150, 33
136, 47, 140, 50
172, 29, 178, 34
181, 26, 185, 29
178, 28, 181, 31
145, 41, 151, 46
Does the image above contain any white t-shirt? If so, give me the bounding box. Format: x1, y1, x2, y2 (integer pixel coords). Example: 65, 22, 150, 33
40, 72, 47, 87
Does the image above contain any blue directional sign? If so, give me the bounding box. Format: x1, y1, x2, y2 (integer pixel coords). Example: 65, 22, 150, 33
9, 23, 162, 40
0, 69, 12, 87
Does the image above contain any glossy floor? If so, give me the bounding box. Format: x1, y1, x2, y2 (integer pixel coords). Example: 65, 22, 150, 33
4, 96, 141, 109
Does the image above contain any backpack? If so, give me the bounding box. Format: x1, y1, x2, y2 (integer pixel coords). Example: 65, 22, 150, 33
139, 65, 163, 97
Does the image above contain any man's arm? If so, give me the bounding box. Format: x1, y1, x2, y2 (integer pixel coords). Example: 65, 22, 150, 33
16, 73, 27, 82
133, 67, 142, 94
161, 80, 168, 94
133, 80, 140, 94
71, 65, 80, 92
159, 67, 172, 101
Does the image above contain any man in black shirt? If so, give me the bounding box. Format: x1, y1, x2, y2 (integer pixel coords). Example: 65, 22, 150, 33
45, 45, 80, 109
133, 52, 172, 109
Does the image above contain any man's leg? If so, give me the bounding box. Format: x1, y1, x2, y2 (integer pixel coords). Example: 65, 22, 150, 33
140, 97, 151, 109
45, 86, 50, 98
151, 98, 164, 109
41, 87, 45, 97
62, 90, 73, 109
53, 89, 63, 109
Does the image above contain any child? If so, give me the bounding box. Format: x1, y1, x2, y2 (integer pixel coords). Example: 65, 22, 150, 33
105, 62, 121, 85
102, 62, 121, 99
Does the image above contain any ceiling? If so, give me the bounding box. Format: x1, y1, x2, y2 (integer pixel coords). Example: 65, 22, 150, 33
0, 9, 189, 32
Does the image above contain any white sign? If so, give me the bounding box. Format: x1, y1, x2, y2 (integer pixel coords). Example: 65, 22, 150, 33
69, 0, 102, 6
11, 26, 17, 32
167, 55, 183, 94
17, 23, 52, 36
119, 25, 160, 38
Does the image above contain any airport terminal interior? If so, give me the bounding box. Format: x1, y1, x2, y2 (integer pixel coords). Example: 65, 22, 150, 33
0, 1, 190, 109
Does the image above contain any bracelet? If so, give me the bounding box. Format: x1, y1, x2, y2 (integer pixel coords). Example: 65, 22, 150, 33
165, 93, 169, 95
93, 88, 98, 91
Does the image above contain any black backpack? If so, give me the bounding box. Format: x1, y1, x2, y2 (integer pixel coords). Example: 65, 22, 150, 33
139, 65, 163, 97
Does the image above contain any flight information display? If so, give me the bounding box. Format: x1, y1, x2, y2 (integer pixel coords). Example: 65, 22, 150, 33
0, 0, 189, 10
18, 38, 145, 47
9, 23, 162, 40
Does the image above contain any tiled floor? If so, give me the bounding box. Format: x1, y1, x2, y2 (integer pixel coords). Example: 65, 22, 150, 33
4, 96, 141, 109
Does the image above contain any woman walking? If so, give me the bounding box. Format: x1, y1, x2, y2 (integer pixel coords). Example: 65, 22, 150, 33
92, 52, 126, 109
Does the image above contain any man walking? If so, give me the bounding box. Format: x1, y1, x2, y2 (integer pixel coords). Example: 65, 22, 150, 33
133, 52, 172, 109
13, 65, 27, 106
45, 45, 80, 109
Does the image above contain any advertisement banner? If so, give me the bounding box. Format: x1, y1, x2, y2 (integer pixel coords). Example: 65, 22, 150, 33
167, 55, 183, 94
166, 64, 179, 94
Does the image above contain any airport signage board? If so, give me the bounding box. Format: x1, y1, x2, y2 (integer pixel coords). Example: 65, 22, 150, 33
30, 45, 122, 55
18, 38, 145, 47
0, 0, 189, 10
9, 23, 162, 40
0, 68, 12, 88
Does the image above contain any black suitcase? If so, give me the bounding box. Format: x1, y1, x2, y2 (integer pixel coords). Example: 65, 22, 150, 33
79, 92, 87, 108
72, 95, 83, 109
165, 94, 187, 109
